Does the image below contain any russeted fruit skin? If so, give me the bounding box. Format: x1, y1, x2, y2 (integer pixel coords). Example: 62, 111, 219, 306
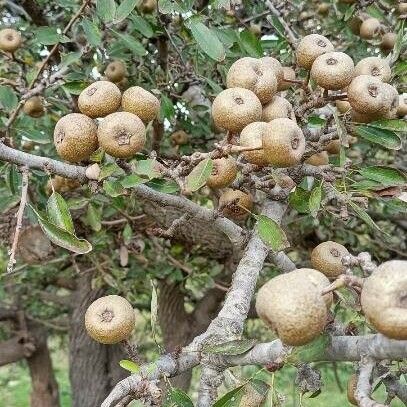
97, 112, 146, 159
278, 67, 296, 91
348, 15, 363, 35
398, 94, 407, 117
212, 88, 262, 134
336, 100, 351, 113
354, 57, 391, 82
17, 225, 52, 264
226, 57, 277, 104
262, 96, 296, 122
359, 18, 381, 39
305, 151, 329, 166
121, 86, 160, 123
326, 139, 341, 154
296, 34, 334, 70
206, 157, 237, 189
311, 241, 349, 278
311, 52, 354, 91
239, 122, 269, 166
23, 96, 44, 118
218, 189, 253, 220
0, 28, 22, 52
54, 113, 98, 162
139, 0, 157, 13
105, 60, 127, 83
85, 295, 135, 344
78, 81, 121, 118
361, 260, 407, 340
347, 374, 358, 406
46, 175, 80, 195
381, 33, 397, 52
255, 271, 328, 346
261, 56, 284, 87
262, 118, 305, 167
170, 130, 189, 145
347, 75, 396, 116
317, 3, 329, 15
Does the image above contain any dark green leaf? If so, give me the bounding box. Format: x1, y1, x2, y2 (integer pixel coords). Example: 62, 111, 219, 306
81, 19, 102, 47
349, 201, 382, 232
134, 159, 162, 179
130, 15, 154, 37
98, 162, 125, 180
353, 125, 401, 150
267, 15, 286, 38
213, 386, 244, 407
86, 203, 102, 232
103, 180, 126, 197
62, 81, 88, 95
256, 215, 289, 252
202, 339, 257, 355
359, 166, 406, 187
289, 187, 311, 213
35, 27, 70, 45
112, 30, 146, 56
186, 158, 213, 192
47, 192, 75, 234
160, 94, 175, 121
309, 184, 322, 217
96, 0, 117, 22
59, 51, 82, 68
121, 174, 146, 188
164, 388, 194, 407
238, 29, 263, 57
367, 119, 407, 133
0, 85, 18, 111
115, 0, 140, 22
146, 179, 179, 193
119, 359, 140, 373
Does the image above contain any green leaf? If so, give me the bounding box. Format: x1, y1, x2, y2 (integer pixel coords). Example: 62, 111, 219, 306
16, 128, 50, 144
81, 19, 102, 47
256, 215, 289, 252
98, 162, 125, 180
121, 174, 146, 188
31, 206, 92, 254
184, 17, 225, 62
0, 85, 18, 111
158, 0, 187, 14
146, 179, 179, 194
186, 158, 213, 192
115, 0, 139, 22
212, 0, 231, 10
103, 179, 126, 197
348, 201, 382, 232
62, 81, 88, 95
134, 159, 162, 179
59, 51, 82, 68
344, 4, 356, 21
119, 359, 140, 373
213, 386, 244, 407
90, 148, 105, 162
202, 339, 257, 356
353, 125, 401, 150
286, 334, 330, 364
96, 0, 117, 22
160, 94, 175, 121
35, 27, 70, 45
266, 15, 286, 38
367, 119, 407, 133
111, 30, 146, 56
309, 184, 322, 217
47, 192, 75, 234
164, 388, 194, 407
239, 29, 263, 57
86, 203, 102, 232
130, 15, 154, 37
358, 166, 406, 187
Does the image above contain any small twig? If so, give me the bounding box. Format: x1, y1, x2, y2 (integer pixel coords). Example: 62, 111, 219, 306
322, 274, 365, 295
7, 167, 29, 274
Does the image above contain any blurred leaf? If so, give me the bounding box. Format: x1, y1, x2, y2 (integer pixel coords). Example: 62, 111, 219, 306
103, 179, 126, 197
31, 206, 92, 254
203, 339, 257, 355
353, 125, 401, 150
146, 179, 179, 193
348, 201, 382, 232
213, 386, 244, 407
344, 4, 356, 21
115, 0, 140, 22
86, 203, 102, 232
239, 29, 263, 57
119, 359, 140, 373
359, 166, 406, 187
158, 0, 187, 14
121, 174, 146, 188
164, 388, 194, 407
130, 15, 154, 37
59, 51, 82, 68
309, 184, 322, 217
289, 187, 311, 213
96, 0, 117, 22
185, 17, 225, 62
0, 85, 18, 111
123, 223, 133, 243
35, 27, 70, 45
111, 30, 146, 56
81, 19, 102, 47
99, 162, 125, 180
160, 94, 175, 121
211, 0, 231, 9
256, 215, 289, 252
16, 128, 50, 144
47, 192, 75, 234
186, 158, 213, 192
90, 148, 105, 162
267, 15, 286, 38
367, 119, 407, 133
286, 334, 330, 364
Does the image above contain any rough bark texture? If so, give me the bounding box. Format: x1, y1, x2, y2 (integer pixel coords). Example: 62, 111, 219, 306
69, 273, 126, 407
0, 336, 31, 366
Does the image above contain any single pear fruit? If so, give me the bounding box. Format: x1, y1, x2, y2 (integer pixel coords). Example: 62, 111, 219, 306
278, 67, 296, 91
262, 118, 305, 167
380, 32, 397, 53
311, 241, 349, 278
311, 52, 354, 91
206, 157, 238, 189
0, 28, 22, 52
97, 112, 146, 159
397, 94, 407, 117
239, 122, 269, 166
54, 113, 98, 162
85, 295, 135, 344
305, 151, 329, 166
359, 18, 381, 39
256, 271, 328, 346
226, 57, 278, 104
218, 189, 253, 220
261, 56, 284, 87
262, 95, 296, 122
212, 88, 262, 134
121, 86, 160, 123
78, 81, 121, 118
336, 99, 351, 113
139, 0, 157, 13
317, 3, 329, 15
296, 34, 334, 70
325, 139, 341, 154
23, 96, 44, 118
170, 130, 189, 145
249, 23, 262, 37
105, 60, 127, 83
354, 57, 391, 82
361, 260, 407, 340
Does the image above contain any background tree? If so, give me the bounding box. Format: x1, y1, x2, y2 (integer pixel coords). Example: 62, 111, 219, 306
0, 1, 406, 407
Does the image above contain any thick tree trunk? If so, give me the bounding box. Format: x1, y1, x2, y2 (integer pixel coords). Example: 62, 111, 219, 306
26, 323, 60, 407
69, 273, 126, 407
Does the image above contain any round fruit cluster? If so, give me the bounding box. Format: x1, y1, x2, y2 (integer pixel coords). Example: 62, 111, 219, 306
53, 81, 160, 162
256, 239, 407, 346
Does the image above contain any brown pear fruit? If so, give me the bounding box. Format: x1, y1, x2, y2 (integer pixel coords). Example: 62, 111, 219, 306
311, 241, 349, 278
206, 157, 238, 189
218, 189, 253, 220
296, 34, 334, 70
239, 122, 269, 166
0, 28, 22, 52
121, 86, 160, 123
354, 57, 391, 82
262, 96, 296, 122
